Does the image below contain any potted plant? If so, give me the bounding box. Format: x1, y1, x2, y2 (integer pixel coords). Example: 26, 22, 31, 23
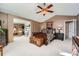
0, 28, 8, 45
0, 28, 4, 35
0, 28, 8, 37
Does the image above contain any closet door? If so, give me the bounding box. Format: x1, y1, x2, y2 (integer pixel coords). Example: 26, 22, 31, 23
77, 14, 79, 36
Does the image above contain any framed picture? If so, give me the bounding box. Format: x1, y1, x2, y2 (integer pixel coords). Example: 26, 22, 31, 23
46, 22, 53, 29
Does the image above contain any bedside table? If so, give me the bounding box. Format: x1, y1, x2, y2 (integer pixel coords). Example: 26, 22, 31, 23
55, 33, 64, 41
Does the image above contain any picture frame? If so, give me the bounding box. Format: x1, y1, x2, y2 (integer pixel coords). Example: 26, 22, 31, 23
46, 22, 53, 28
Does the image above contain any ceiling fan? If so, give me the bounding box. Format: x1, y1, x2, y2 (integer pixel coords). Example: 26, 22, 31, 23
36, 3, 54, 16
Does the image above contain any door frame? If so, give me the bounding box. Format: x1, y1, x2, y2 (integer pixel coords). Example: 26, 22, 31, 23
64, 19, 77, 40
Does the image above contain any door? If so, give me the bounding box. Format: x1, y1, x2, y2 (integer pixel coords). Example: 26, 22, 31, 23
65, 20, 76, 39
69, 22, 74, 38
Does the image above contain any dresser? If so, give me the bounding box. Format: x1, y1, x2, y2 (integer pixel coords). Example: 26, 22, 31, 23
54, 33, 64, 41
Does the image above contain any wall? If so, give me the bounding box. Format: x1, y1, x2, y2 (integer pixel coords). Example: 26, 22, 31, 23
41, 15, 76, 33
65, 22, 69, 38
31, 21, 41, 33
0, 12, 14, 43
0, 12, 8, 28
7, 14, 14, 43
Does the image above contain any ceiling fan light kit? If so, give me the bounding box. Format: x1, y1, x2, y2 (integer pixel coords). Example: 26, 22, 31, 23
36, 3, 54, 16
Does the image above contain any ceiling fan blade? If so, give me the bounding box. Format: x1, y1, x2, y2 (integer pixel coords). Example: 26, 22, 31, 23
37, 5, 43, 9
36, 11, 42, 13
47, 4, 53, 9
47, 10, 54, 13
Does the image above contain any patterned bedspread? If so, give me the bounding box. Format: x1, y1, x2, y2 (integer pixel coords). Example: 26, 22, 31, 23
47, 33, 55, 43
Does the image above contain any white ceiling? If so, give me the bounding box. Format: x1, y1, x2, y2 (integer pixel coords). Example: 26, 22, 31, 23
0, 3, 79, 22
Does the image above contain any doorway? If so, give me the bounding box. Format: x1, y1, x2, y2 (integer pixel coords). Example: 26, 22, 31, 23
13, 18, 31, 42
65, 20, 76, 39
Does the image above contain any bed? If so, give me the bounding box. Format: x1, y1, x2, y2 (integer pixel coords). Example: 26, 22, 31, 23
30, 32, 47, 47
30, 28, 55, 47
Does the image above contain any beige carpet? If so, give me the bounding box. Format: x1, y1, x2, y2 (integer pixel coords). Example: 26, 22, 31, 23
3, 36, 72, 56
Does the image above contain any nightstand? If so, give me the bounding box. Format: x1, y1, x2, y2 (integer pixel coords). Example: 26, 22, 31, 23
55, 33, 64, 41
